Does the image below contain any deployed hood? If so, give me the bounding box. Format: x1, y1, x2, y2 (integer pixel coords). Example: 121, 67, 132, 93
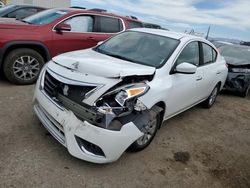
52, 49, 156, 78
224, 56, 250, 66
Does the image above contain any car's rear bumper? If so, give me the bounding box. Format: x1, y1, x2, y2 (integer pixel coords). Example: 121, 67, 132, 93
33, 88, 143, 163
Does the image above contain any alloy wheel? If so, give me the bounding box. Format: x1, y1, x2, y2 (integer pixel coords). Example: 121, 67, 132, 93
13, 56, 40, 81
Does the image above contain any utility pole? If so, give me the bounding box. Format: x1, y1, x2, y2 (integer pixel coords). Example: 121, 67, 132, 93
206, 26, 211, 40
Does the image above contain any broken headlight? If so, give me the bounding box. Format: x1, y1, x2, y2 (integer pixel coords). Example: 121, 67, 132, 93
115, 84, 149, 106
96, 83, 149, 116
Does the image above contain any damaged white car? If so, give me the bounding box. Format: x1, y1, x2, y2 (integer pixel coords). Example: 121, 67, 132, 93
33, 29, 228, 163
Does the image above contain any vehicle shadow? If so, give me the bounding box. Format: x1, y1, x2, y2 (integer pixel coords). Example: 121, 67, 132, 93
0, 73, 10, 85
220, 90, 249, 98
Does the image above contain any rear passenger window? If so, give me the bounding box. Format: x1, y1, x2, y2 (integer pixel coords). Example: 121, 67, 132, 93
95, 16, 123, 33
202, 43, 217, 64
176, 42, 200, 66
128, 21, 143, 29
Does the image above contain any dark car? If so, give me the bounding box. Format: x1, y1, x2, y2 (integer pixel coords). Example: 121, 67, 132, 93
143, 22, 162, 29
0, 4, 45, 19
214, 42, 250, 97
0, 8, 144, 85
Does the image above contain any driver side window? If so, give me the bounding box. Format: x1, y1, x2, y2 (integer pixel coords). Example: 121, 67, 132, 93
63, 16, 93, 33
176, 42, 199, 66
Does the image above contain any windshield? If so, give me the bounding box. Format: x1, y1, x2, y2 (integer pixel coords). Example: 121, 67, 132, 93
23, 9, 68, 25
0, 4, 15, 13
219, 45, 250, 62
94, 31, 179, 68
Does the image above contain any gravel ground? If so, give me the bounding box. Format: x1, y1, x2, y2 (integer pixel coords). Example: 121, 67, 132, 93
0, 76, 249, 188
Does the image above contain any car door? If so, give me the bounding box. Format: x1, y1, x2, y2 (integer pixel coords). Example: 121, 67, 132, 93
93, 15, 124, 41
166, 41, 205, 117
52, 14, 123, 56
52, 15, 98, 56
199, 42, 221, 98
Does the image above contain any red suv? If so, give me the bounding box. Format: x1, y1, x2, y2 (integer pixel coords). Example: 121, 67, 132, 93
0, 8, 143, 84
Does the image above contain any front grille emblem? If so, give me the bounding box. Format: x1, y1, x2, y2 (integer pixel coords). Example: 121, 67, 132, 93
71, 62, 79, 70
63, 85, 69, 96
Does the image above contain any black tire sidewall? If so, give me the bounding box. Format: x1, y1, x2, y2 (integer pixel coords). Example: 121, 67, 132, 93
3, 48, 44, 85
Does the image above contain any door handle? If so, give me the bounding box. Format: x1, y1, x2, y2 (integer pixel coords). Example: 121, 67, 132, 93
87, 37, 96, 41
196, 76, 203, 81
216, 71, 221, 74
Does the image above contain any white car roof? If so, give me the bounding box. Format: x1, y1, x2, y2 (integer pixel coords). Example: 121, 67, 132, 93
131, 28, 203, 41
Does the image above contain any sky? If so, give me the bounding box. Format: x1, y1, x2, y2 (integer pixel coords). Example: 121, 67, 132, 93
71, 0, 250, 41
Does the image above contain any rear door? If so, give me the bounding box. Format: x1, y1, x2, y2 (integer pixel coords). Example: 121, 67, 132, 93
199, 42, 221, 98
93, 15, 124, 41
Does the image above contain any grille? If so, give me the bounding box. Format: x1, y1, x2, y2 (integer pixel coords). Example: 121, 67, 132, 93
43, 71, 96, 104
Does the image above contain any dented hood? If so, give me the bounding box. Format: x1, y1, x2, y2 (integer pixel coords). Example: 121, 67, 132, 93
52, 49, 156, 78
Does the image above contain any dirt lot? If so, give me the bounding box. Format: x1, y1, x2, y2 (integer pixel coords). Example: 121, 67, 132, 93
0, 75, 249, 188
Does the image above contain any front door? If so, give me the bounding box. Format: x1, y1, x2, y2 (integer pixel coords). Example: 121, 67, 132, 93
52, 15, 101, 56
166, 41, 205, 117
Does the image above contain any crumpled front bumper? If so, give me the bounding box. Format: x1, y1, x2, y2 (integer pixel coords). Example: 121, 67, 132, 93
33, 88, 143, 163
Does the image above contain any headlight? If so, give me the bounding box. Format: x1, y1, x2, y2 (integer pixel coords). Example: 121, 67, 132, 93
115, 84, 149, 106
95, 83, 149, 130
231, 68, 250, 73
39, 63, 49, 90
96, 83, 149, 115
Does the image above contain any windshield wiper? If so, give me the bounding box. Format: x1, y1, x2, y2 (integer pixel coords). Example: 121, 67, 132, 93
18, 19, 32, 24
96, 49, 137, 63
107, 53, 137, 63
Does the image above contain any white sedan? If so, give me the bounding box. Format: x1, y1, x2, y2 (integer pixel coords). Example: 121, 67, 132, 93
33, 28, 228, 163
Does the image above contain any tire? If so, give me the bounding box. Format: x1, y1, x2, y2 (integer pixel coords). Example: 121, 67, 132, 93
3, 48, 45, 85
202, 84, 220, 108
128, 109, 161, 152
241, 84, 250, 98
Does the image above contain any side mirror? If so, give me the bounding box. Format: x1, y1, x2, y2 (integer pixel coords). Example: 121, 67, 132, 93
55, 23, 71, 32
175, 62, 197, 74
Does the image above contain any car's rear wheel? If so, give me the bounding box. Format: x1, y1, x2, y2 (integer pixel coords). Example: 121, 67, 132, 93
202, 84, 220, 108
3, 48, 44, 85
241, 84, 250, 98
128, 109, 161, 152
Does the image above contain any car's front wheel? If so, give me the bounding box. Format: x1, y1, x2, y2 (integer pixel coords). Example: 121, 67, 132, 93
3, 48, 44, 85
128, 109, 161, 152
202, 84, 220, 108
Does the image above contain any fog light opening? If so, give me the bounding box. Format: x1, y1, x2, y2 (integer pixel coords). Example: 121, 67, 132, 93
75, 136, 105, 158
